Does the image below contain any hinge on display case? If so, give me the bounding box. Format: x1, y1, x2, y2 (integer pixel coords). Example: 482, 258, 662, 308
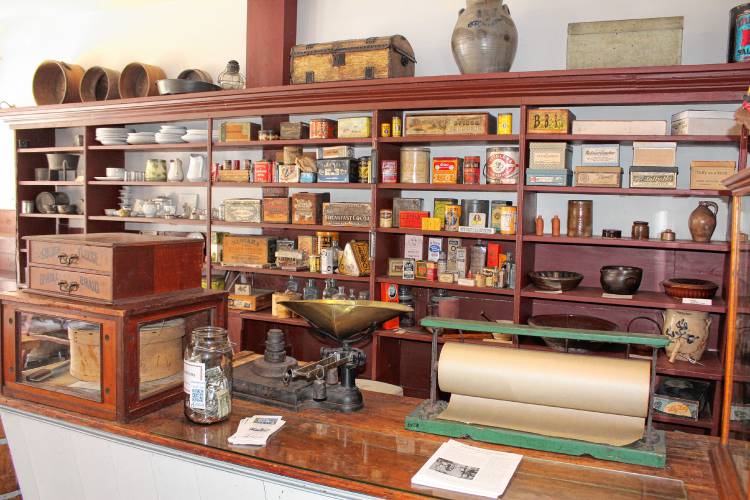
369, 231, 376, 260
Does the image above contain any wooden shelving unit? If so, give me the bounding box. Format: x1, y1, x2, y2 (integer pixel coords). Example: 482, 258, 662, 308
5, 62, 750, 436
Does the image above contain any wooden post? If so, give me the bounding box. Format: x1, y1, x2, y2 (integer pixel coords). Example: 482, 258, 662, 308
246, 0, 297, 88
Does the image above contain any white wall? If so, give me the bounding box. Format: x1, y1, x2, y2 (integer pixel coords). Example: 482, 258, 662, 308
0, 0, 743, 210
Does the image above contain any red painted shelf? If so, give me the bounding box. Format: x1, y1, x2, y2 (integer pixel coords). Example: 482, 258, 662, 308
525, 134, 739, 143
16, 146, 83, 153
524, 186, 730, 197
378, 227, 516, 241
214, 265, 370, 282
653, 412, 714, 429
656, 350, 723, 380
238, 310, 308, 327
211, 220, 370, 232
213, 138, 373, 149
523, 234, 730, 252
19, 181, 83, 186
89, 143, 208, 151
521, 285, 727, 313
377, 183, 518, 192
88, 216, 206, 225
211, 182, 372, 189
379, 134, 519, 145
88, 181, 208, 187
375, 276, 515, 296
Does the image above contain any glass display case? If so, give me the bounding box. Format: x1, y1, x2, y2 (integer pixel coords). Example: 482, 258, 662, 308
2, 289, 226, 421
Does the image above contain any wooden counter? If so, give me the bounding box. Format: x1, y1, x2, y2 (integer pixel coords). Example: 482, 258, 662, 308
0, 391, 726, 499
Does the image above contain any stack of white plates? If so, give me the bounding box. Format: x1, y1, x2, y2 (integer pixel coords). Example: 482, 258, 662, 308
118, 187, 133, 209
155, 125, 187, 144
96, 128, 133, 145
181, 129, 219, 143
126, 131, 157, 145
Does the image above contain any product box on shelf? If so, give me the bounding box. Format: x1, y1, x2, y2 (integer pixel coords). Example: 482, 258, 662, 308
433, 198, 458, 229
291, 192, 330, 225
228, 290, 273, 311
297, 235, 318, 257
317, 145, 355, 160
381, 160, 398, 183
224, 198, 262, 223
527, 109, 574, 134
220, 122, 260, 142
321, 202, 371, 227
339, 241, 370, 277
262, 198, 291, 224
211, 232, 227, 263
404, 112, 494, 136
528, 142, 572, 169
337, 117, 371, 138
671, 110, 741, 136
317, 158, 358, 182
581, 143, 620, 166
690, 160, 737, 190
280, 121, 309, 140
253, 160, 274, 183
525, 168, 572, 186
421, 217, 442, 231
388, 258, 405, 277
652, 377, 710, 421
222, 235, 277, 266
571, 120, 668, 135
392, 198, 423, 228
632, 142, 677, 167
574, 166, 623, 187
629, 166, 679, 189
309, 119, 337, 139
218, 170, 252, 183
431, 157, 463, 184
277, 164, 300, 183
399, 210, 430, 229
380, 282, 400, 329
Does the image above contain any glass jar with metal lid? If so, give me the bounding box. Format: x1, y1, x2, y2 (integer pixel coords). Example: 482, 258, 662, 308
400, 147, 431, 183
183, 326, 233, 424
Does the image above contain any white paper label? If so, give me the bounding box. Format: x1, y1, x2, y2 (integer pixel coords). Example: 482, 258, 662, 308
184, 359, 205, 393
682, 298, 713, 306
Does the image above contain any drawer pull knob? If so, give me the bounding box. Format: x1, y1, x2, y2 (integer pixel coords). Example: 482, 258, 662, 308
57, 253, 79, 265
57, 280, 79, 294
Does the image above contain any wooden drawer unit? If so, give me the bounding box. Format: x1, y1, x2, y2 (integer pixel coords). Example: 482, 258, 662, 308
24, 233, 203, 304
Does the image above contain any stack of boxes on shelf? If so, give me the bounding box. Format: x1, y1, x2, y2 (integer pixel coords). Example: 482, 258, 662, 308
575, 143, 622, 187
526, 142, 573, 186
629, 141, 678, 189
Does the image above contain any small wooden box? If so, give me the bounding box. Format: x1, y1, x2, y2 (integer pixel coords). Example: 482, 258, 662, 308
292, 192, 330, 225
690, 161, 736, 190
263, 197, 291, 223
228, 290, 273, 311
527, 109, 574, 134
220, 122, 260, 142
322, 202, 371, 227
218, 170, 251, 183
405, 112, 494, 136
528, 142, 572, 169
574, 166, 623, 187
222, 235, 277, 266
337, 117, 371, 138
224, 198, 262, 223
629, 166, 678, 189
280, 122, 309, 140
26, 233, 203, 305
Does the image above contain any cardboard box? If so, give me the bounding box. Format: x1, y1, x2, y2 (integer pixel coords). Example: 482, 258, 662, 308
432, 157, 463, 184
380, 282, 400, 329
574, 166, 623, 187
317, 158, 358, 183
405, 112, 494, 136
388, 258, 405, 277
337, 116, 371, 138
222, 235, 276, 266
421, 217, 442, 231
572, 120, 668, 135
280, 121, 309, 140
400, 210, 429, 229
581, 144, 620, 166
433, 198, 457, 230
317, 145, 355, 160
632, 142, 677, 167
629, 166, 678, 189
671, 110, 740, 136
224, 198, 262, 223
527, 109, 573, 134
228, 290, 273, 311
652, 377, 710, 421
321, 202, 371, 227
525, 169, 572, 186
262, 197, 291, 224
690, 161, 736, 190
297, 235, 317, 257
528, 142, 572, 169
292, 192, 330, 225
393, 198, 423, 228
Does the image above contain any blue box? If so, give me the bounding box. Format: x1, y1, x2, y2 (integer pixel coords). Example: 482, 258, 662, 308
299, 171, 317, 183
526, 168, 572, 186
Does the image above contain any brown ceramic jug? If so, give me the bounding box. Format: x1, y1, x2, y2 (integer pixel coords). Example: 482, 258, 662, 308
688, 201, 718, 242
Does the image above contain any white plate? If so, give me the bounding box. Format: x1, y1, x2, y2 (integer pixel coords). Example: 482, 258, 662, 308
94, 176, 125, 181
97, 128, 134, 133
97, 140, 128, 145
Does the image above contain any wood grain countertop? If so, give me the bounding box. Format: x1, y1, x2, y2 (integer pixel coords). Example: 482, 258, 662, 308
0, 392, 725, 499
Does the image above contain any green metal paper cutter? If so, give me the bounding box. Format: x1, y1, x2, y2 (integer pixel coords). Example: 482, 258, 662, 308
404, 317, 671, 468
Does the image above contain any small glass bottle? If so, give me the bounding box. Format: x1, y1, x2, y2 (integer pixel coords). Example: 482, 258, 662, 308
429, 288, 449, 315
333, 285, 347, 300
506, 251, 516, 289
470, 240, 487, 277
437, 252, 448, 274
348, 288, 357, 300
285, 276, 300, 294
184, 327, 233, 424
358, 290, 370, 300
398, 286, 416, 327
217, 60, 246, 90
330, 240, 342, 271
322, 279, 337, 299
303, 279, 319, 300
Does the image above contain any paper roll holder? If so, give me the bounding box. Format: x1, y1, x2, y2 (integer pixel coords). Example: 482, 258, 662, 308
405, 316, 670, 468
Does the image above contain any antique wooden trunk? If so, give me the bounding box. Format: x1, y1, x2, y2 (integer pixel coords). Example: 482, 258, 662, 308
0, 289, 226, 421
290, 35, 416, 84
25, 233, 203, 304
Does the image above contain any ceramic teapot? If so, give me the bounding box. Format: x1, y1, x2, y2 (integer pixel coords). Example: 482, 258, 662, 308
186, 154, 207, 182
167, 158, 184, 182
141, 200, 157, 218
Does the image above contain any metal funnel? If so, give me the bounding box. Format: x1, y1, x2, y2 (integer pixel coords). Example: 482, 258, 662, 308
278, 300, 412, 341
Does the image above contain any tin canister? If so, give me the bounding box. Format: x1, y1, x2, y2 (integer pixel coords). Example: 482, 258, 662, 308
730, 4, 750, 62
392, 116, 402, 137
490, 200, 512, 229
444, 204, 461, 231
434, 198, 458, 229
485, 146, 520, 184
460, 199, 489, 226
21, 200, 35, 214
358, 156, 371, 183
381, 123, 391, 137
497, 113, 513, 135
499, 206, 517, 235
400, 147, 430, 183
309, 254, 321, 273
380, 209, 393, 228
463, 156, 481, 184
381, 160, 398, 183
315, 231, 340, 254
320, 248, 335, 274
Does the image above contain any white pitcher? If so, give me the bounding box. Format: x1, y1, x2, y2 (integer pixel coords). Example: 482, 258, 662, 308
167, 158, 184, 182
186, 154, 207, 182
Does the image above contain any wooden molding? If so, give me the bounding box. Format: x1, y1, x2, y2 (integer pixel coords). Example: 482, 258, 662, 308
246, 0, 297, 88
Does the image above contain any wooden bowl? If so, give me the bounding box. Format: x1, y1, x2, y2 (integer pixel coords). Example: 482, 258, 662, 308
528, 314, 617, 353
662, 278, 719, 299
528, 271, 583, 291
80, 66, 120, 102
119, 62, 166, 98
32, 60, 85, 105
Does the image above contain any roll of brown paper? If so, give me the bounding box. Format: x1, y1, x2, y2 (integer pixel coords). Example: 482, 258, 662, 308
437, 343, 650, 446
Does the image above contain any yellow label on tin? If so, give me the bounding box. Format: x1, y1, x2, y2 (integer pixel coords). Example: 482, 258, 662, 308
497, 113, 513, 135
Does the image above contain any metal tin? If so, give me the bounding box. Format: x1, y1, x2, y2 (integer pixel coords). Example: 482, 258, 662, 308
499, 206, 517, 235
432, 157, 462, 184
460, 199, 489, 226
444, 204, 461, 231
317, 145, 354, 160
320, 247, 335, 274
21, 200, 35, 214
632, 221, 650, 240
490, 200, 512, 229
309, 119, 336, 139
380, 209, 393, 228
661, 229, 676, 241
253, 160, 273, 182
381, 160, 398, 183
525, 168, 573, 186
315, 231, 340, 254
224, 198, 262, 223
602, 229, 622, 238
485, 146, 519, 184
381, 123, 391, 137
497, 113, 513, 135
730, 4, 750, 62
463, 156, 481, 184
392, 116, 402, 137
357, 156, 371, 183
434, 198, 458, 229
317, 158, 357, 182
309, 254, 321, 273
400, 147, 430, 183
338, 117, 371, 138
258, 129, 279, 141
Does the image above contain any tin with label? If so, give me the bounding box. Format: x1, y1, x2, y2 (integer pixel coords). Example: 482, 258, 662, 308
497, 113, 513, 135
730, 4, 750, 62
309, 254, 321, 273
358, 156, 371, 183
463, 156, 481, 184
432, 157, 462, 184
380, 209, 393, 228
499, 206, 517, 235
381, 123, 391, 137
321, 247, 335, 274
381, 160, 398, 183
392, 116, 402, 137
485, 146, 520, 184
444, 204, 461, 231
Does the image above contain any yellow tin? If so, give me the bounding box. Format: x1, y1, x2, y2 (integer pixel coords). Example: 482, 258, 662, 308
381, 123, 391, 137
497, 113, 513, 135
392, 116, 402, 137
499, 206, 517, 235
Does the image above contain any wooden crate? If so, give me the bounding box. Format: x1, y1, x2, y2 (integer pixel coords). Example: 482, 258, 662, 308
222, 235, 276, 266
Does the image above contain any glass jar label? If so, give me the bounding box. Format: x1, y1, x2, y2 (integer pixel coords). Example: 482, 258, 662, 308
183, 359, 205, 393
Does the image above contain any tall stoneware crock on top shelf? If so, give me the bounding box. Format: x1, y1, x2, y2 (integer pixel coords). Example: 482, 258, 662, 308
451, 0, 518, 74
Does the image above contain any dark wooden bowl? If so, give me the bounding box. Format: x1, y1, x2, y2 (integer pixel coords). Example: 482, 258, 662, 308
528, 314, 618, 353
528, 271, 583, 291
662, 278, 719, 299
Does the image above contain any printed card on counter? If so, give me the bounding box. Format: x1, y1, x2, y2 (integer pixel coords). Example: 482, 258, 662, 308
228, 415, 286, 446
411, 439, 521, 498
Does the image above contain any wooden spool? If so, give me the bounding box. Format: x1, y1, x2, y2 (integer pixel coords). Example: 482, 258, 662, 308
32, 60, 85, 105
67, 318, 185, 383
119, 62, 166, 98
80, 66, 121, 101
